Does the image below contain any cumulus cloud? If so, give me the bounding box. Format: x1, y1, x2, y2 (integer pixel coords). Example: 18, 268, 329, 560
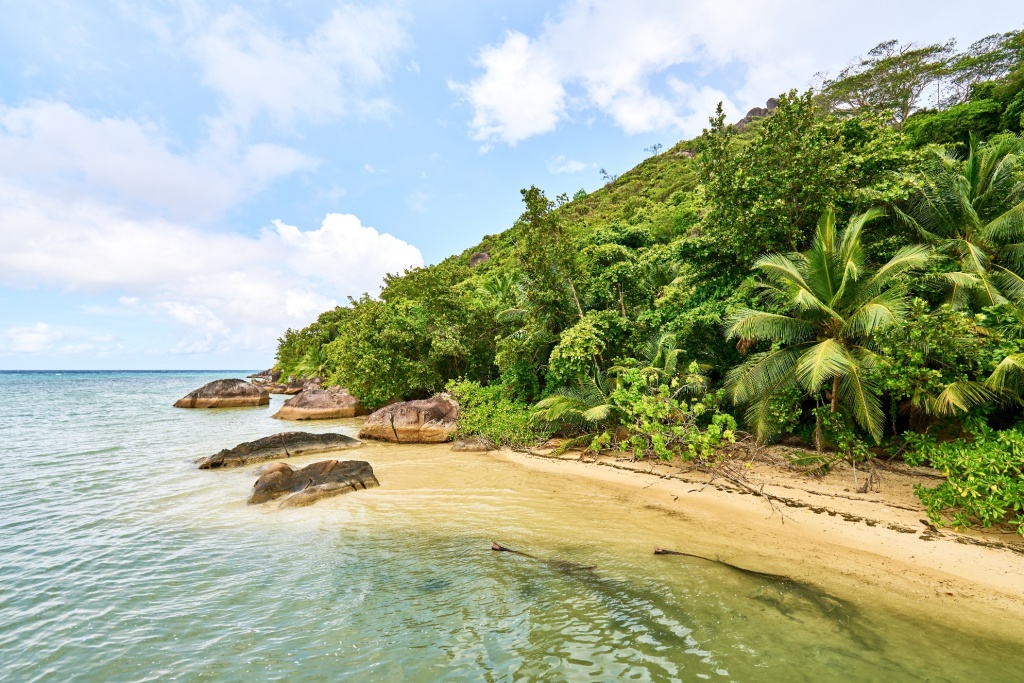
0, 322, 123, 356
192, 3, 410, 129
451, 0, 1017, 145
0, 181, 423, 354
547, 155, 587, 174
0, 101, 315, 222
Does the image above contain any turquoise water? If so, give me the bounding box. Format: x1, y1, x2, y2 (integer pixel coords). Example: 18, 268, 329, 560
1, 371, 1021, 682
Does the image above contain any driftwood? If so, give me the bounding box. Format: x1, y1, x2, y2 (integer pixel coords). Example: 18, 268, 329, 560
491, 542, 595, 571
654, 546, 793, 583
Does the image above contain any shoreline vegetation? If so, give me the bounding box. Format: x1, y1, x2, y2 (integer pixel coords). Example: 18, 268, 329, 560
270, 27, 1024, 572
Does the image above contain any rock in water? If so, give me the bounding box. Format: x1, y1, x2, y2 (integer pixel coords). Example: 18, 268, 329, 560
174, 378, 269, 408
250, 460, 379, 507
451, 437, 493, 452
358, 394, 459, 443
272, 387, 367, 420
196, 432, 362, 469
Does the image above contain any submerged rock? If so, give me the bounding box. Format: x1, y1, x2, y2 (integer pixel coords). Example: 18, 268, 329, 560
358, 394, 459, 443
174, 378, 269, 409
272, 387, 367, 420
249, 459, 379, 507
196, 431, 362, 469
451, 437, 494, 452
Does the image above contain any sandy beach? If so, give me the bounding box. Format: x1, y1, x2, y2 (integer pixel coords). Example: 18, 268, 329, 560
498, 447, 1024, 637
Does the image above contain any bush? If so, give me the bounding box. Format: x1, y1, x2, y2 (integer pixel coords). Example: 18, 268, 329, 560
904, 424, 1024, 535
903, 99, 1003, 149
608, 368, 736, 463
447, 379, 549, 448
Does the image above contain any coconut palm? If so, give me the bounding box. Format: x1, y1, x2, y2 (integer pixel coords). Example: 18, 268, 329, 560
532, 368, 617, 432
725, 207, 930, 445
297, 347, 329, 379
895, 133, 1024, 308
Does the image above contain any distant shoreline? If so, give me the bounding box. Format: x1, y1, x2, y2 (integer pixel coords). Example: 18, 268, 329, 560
0, 369, 261, 374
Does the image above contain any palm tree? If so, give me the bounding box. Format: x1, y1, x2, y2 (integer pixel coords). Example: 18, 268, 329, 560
297, 347, 329, 379
532, 368, 617, 433
895, 133, 1024, 308
725, 208, 930, 445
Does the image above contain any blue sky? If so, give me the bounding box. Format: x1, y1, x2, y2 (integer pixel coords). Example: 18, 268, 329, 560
1, 0, 1021, 369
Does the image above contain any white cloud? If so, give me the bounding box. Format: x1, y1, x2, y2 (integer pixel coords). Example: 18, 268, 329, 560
192, 4, 410, 129
0, 101, 315, 222
450, 31, 566, 147
0, 181, 424, 354
0, 322, 123, 356
547, 155, 587, 174
451, 0, 1020, 145
1, 323, 63, 354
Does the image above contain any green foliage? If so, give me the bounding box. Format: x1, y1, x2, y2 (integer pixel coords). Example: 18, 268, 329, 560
812, 405, 871, 465
904, 424, 1024, 535
547, 310, 631, 386
694, 91, 918, 278
447, 379, 548, 447
532, 369, 618, 433
903, 100, 1003, 150
1001, 90, 1024, 133
873, 300, 1002, 420
324, 297, 438, 408
610, 368, 736, 463
275, 306, 350, 378
895, 133, 1024, 309
819, 39, 954, 126
725, 208, 930, 442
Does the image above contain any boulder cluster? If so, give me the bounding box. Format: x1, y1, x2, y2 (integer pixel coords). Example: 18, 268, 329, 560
175, 374, 470, 509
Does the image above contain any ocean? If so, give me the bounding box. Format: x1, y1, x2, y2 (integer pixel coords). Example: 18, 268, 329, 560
0, 371, 1019, 682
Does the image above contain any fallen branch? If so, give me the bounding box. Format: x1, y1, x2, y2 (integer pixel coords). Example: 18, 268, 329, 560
491, 541, 595, 571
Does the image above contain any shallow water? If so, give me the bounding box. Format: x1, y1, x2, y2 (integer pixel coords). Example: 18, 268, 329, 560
1, 371, 1021, 682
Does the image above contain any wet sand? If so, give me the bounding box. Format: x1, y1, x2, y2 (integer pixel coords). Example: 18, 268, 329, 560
497, 447, 1024, 638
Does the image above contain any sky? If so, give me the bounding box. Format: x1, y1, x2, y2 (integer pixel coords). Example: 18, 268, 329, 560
1, 1, 1021, 370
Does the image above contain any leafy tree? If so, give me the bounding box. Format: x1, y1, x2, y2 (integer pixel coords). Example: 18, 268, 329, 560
819, 39, 954, 127
324, 297, 439, 407
873, 300, 999, 424
902, 100, 1003, 150
725, 208, 930, 445
895, 133, 1024, 308
694, 91, 915, 277
944, 30, 1024, 105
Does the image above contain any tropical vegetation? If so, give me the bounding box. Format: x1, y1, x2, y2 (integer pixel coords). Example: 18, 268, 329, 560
275, 28, 1024, 535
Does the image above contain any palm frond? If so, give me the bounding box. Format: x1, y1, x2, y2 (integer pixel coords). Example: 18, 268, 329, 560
986, 353, 1024, 393
795, 339, 855, 394
723, 309, 817, 344
931, 381, 998, 416
726, 346, 807, 406
838, 366, 884, 443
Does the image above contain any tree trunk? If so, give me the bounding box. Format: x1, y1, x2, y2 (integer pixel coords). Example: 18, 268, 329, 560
830, 375, 840, 413
568, 278, 584, 319
815, 414, 823, 453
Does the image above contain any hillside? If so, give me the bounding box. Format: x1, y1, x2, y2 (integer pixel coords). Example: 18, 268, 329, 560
275, 30, 1024, 538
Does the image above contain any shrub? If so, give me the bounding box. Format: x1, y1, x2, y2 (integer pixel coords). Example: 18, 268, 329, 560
610, 368, 736, 463
447, 379, 548, 448
904, 424, 1024, 535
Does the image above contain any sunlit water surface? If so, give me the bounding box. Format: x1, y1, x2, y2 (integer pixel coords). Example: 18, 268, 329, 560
1, 371, 1021, 682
